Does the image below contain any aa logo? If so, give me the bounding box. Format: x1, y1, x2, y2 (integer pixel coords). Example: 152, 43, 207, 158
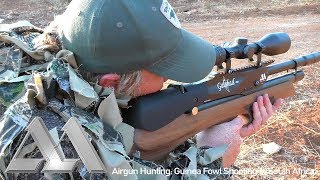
5, 117, 106, 175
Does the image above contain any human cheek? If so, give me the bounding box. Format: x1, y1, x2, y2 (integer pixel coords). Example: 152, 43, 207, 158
135, 76, 164, 96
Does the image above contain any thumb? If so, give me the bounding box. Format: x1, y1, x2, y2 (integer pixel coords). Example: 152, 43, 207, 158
229, 116, 246, 130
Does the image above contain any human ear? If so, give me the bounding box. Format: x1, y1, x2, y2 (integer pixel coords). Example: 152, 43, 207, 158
99, 74, 121, 88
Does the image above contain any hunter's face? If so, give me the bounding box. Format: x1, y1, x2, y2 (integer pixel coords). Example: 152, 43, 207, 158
98, 70, 167, 97
133, 70, 167, 96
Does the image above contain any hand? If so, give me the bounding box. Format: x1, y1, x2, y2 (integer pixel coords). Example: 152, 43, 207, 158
196, 116, 244, 168
240, 94, 283, 138
196, 94, 283, 167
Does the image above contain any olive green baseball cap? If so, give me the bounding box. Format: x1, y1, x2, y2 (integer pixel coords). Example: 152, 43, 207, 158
60, 0, 216, 83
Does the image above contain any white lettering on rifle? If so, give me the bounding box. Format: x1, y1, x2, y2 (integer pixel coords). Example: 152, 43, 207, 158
260, 73, 267, 82
217, 77, 239, 92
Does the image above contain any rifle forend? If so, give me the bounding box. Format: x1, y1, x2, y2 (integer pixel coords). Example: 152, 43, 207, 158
122, 51, 320, 131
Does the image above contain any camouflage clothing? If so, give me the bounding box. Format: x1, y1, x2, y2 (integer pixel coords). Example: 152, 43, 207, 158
0, 21, 231, 180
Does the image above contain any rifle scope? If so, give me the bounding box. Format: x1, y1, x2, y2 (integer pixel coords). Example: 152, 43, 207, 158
214, 32, 291, 65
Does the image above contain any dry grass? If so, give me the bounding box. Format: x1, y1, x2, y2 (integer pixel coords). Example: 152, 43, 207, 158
174, 0, 320, 7
172, 0, 320, 23
235, 106, 320, 178
234, 65, 320, 178
172, 1, 320, 178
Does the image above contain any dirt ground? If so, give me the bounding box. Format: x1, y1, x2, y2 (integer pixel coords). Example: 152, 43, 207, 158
1, 0, 319, 179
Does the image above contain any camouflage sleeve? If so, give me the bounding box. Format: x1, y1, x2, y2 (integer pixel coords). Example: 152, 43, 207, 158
161, 139, 232, 179
0, 23, 235, 180
130, 138, 232, 180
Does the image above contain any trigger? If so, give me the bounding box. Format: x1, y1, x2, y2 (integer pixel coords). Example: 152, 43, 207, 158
238, 114, 251, 125
243, 104, 254, 124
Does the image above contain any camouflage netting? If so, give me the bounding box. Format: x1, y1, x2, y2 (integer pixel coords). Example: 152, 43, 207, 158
0, 21, 231, 180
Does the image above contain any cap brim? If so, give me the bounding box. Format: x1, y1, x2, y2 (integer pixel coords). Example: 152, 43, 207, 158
146, 29, 216, 83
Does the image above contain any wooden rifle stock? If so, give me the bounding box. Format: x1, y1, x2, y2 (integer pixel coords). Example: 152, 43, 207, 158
132, 80, 296, 161
128, 52, 320, 161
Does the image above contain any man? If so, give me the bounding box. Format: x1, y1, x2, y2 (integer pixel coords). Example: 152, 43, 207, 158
59, 0, 282, 168
97, 70, 282, 167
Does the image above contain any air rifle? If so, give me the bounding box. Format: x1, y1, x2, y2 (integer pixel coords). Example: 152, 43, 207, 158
122, 32, 320, 160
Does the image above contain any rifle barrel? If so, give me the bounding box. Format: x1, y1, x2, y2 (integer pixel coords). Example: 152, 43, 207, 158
267, 52, 320, 75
